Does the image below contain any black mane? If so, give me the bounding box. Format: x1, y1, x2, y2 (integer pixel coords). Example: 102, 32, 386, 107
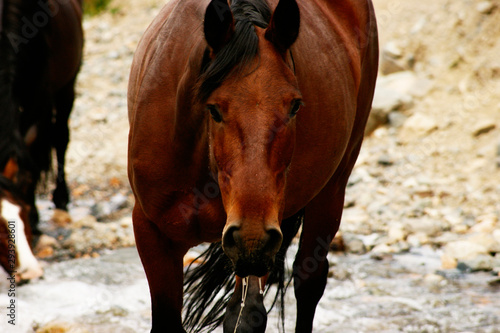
197, 0, 272, 102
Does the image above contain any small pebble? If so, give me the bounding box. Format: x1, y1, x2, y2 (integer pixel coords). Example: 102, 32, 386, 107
377, 155, 394, 166
476, 1, 494, 14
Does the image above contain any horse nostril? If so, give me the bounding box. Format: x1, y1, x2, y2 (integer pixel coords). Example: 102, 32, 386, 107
263, 227, 283, 257
222, 225, 241, 260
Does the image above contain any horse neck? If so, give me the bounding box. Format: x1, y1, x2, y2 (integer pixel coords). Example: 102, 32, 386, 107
173, 44, 211, 155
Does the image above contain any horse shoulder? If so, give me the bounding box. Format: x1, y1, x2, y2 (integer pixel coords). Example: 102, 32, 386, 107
281, 0, 377, 214
128, 0, 206, 120
129, 0, 219, 237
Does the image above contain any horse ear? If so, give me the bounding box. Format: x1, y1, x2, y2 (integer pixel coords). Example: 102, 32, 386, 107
265, 0, 300, 52
204, 0, 235, 54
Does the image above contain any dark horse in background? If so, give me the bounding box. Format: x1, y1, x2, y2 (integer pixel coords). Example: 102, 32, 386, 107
128, 0, 378, 331
0, 0, 83, 280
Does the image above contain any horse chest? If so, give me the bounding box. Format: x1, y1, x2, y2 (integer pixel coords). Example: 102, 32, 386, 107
147, 188, 227, 245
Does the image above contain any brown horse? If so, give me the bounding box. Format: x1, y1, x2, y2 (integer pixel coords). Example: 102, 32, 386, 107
128, 0, 378, 331
0, 0, 83, 279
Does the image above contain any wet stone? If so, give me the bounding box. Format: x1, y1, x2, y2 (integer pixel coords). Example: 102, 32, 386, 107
435, 269, 466, 280
444, 240, 489, 261
343, 233, 367, 254
423, 273, 446, 287
388, 223, 407, 242
458, 254, 496, 272
377, 155, 394, 166
441, 252, 458, 269
388, 110, 408, 128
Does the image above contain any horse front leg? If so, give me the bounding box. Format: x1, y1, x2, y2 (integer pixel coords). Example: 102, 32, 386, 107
293, 178, 347, 333
52, 78, 76, 211
133, 205, 188, 333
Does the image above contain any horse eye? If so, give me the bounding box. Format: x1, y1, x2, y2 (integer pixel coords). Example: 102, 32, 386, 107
207, 105, 222, 123
289, 100, 303, 118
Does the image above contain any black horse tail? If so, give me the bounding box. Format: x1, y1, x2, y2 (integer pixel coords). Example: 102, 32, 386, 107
183, 209, 304, 333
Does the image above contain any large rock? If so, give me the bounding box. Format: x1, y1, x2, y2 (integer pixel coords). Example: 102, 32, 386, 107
469, 214, 497, 233
378, 71, 433, 98
407, 232, 430, 247
342, 233, 367, 254
494, 229, 500, 244
458, 254, 498, 272
367, 71, 433, 135
443, 240, 489, 261
466, 232, 500, 253
387, 222, 408, 243
379, 41, 413, 75
405, 217, 443, 238
399, 113, 438, 140
372, 84, 414, 113
367, 82, 413, 135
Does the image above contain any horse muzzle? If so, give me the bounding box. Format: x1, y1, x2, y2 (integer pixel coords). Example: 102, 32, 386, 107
222, 221, 283, 277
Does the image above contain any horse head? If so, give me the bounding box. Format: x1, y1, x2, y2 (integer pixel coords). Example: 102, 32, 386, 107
201, 0, 301, 277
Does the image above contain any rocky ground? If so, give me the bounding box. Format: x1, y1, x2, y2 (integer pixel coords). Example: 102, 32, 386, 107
348, 0, 500, 272
2, 0, 500, 332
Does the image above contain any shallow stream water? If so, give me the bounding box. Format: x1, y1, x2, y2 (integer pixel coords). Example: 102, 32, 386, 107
1, 244, 499, 332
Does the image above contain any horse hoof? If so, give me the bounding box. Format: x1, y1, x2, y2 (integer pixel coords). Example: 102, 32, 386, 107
17, 264, 44, 282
